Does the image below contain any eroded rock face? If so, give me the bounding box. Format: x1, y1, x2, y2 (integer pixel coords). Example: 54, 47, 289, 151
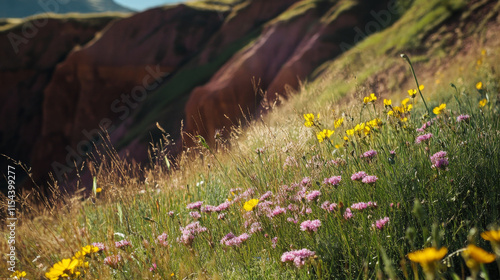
32, 5, 226, 183
0, 16, 118, 190
184, 0, 390, 146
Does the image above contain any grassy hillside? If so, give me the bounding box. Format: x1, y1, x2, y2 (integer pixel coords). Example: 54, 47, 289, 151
2, 0, 500, 279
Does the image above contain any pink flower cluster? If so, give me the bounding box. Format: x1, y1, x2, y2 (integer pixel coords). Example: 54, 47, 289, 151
416, 119, 435, 132
115, 240, 131, 249
260, 191, 272, 201
343, 208, 353, 220
104, 255, 122, 268
351, 171, 367, 181
249, 222, 262, 234
305, 190, 321, 201
91, 242, 106, 251
186, 201, 203, 210
373, 217, 390, 230
300, 219, 321, 232
281, 249, 316, 268
156, 232, 168, 247
220, 232, 250, 246
201, 201, 231, 213
189, 211, 201, 219
271, 237, 278, 249
178, 221, 207, 246
456, 114, 470, 122
430, 151, 449, 169
360, 149, 377, 159
321, 201, 338, 212
301, 177, 311, 186
362, 175, 378, 184
415, 133, 433, 144
323, 176, 341, 186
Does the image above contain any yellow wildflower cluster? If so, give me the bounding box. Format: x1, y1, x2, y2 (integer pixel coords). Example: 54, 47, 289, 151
387, 98, 412, 122
10, 270, 26, 279
345, 118, 382, 138
479, 98, 488, 108
316, 129, 334, 143
334, 117, 344, 128
304, 113, 319, 127
45, 245, 99, 280
432, 103, 446, 115
363, 93, 377, 104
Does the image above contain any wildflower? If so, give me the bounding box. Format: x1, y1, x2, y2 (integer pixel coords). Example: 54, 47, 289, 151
187, 201, 203, 210
305, 190, 321, 202
301, 177, 311, 186
351, 171, 367, 181
415, 133, 433, 144
115, 240, 131, 249
323, 176, 341, 186
217, 213, 226, 220
287, 217, 299, 224
221, 232, 250, 246
270, 206, 287, 217
95, 187, 102, 193
316, 129, 334, 143
408, 89, 417, 98
383, 99, 392, 107
281, 249, 316, 268
476, 81, 483, 90
149, 263, 157, 272
481, 229, 500, 255
91, 242, 106, 251
367, 118, 382, 129
189, 211, 201, 219
304, 113, 316, 127
407, 247, 447, 277
346, 129, 355, 136
343, 208, 353, 220
367, 201, 377, 208
360, 149, 377, 160
456, 114, 470, 122
74, 245, 99, 259
351, 202, 368, 211
10, 270, 26, 279
419, 84, 424, 91
45, 258, 80, 280
373, 217, 390, 230
259, 191, 272, 201
287, 204, 299, 212
157, 232, 169, 247
432, 103, 446, 115
178, 221, 207, 246
363, 93, 377, 104
168, 211, 174, 217
430, 151, 449, 169
243, 199, 259, 211
362, 175, 378, 184
249, 222, 262, 233
334, 117, 344, 128
479, 98, 488, 107
103, 255, 122, 269
462, 244, 495, 276
271, 237, 278, 248
417, 119, 435, 132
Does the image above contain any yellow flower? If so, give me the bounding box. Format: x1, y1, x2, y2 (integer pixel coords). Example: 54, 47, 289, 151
354, 123, 365, 133
45, 258, 80, 280
476, 82, 483, 90
479, 99, 488, 108
334, 117, 344, 128
304, 113, 315, 127
343, 136, 349, 142
433, 103, 446, 115
387, 110, 394, 116
401, 98, 410, 107
383, 99, 392, 107
419, 84, 424, 91
95, 187, 102, 193
481, 229, 500, 243
462, 244, 495, 273
76, 245, 99, 258
243, 199, 259, 211
317, 129, 334, 143
367, 118, 382, 128
407, 247, 447, 275
408, 89, 417, 98
363, 93, 377, 104
10, 270, 26, 278
346, 129, 354, 136
481, 49, 486, 56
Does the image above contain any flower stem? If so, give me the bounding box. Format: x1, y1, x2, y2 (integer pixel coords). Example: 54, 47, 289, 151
401, 54, 431, 115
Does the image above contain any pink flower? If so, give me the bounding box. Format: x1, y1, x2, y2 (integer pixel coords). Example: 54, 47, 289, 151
287, 217, 298, 224
270, 206, 286, 217
416, 119, 435, 132
300, 219, 322, 232
362, 175, 378, 184
178, 221, 207, 246
415, 133, 433, 144
249, 222, 262, 234
360, 149, 377, 159
201, 205, 215, 213
271, 237, 278, 248
104, 255, 122, 268
430, 151, 449, 169
281, 249, 315, 268
343, 208, 353, 220
259, 191, 273, 201
305, 208, 312, 214
221, 232, 250, 246
301, 177, 311, 186
186, 201, 203, 210
351, 202, 368, 211
321, 201, 338, 212
287, 204, 299, 212
115, 240, 131, 249
305, 190, 321, 202
91, 242, 106, 251
189, 211, 201, 219
217, 213, 226, 220
215, 201, 231, 212
156, 232, 168, 247
149, 263, 157, 272
456, 114, 470, 122
373, 217, 390, 230
351, 171, 367, 181
323, 176, 341, 186
168, 211, 174, 217
367, 201, 377, 208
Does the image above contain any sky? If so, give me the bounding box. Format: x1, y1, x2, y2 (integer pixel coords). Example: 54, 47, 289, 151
114, 0, 185, 11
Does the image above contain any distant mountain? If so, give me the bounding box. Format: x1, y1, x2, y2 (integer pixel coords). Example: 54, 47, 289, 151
0, 0, 133, 18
